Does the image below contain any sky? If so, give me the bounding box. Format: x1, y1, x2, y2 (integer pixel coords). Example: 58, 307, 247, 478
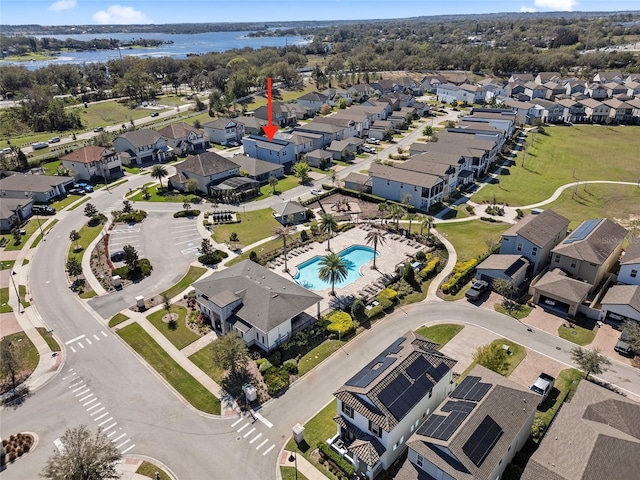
1, 0, 638, 26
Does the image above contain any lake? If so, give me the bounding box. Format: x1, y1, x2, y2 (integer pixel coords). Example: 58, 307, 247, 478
0, 31, 311, 70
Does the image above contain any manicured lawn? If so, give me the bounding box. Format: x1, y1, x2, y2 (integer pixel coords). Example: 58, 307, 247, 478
280, 467, 309, 480
472, 125, 640, 206
80, 100, 162, 129
252, 175, 301, 201
18, 285, 30, 308
68, 197, 91, 211
3, 332, 39, 380
0, 287, 12, 313
558, 324, 596, 346
50, 194, 86, 211
136, 461, 171, 480
435, 220, 509, 261
129, 184, 191, 202
212, 208, 281, 247
533, 368, 582, 439
188, 345, 225, 384
117, 323, 221, 414
244, 83, 316, 110
161, 265, 208, 300
460, 338, 527, 379
0, 260, 15, 270
36, 327, 61, 352
79, 290, 97, 299
298, 340, 345, 376
30, 218, 58, 248
494, 302, 533, 320
67, 221, 105, 262
109, 313, 130, 328
532, 183, 640, 230
2, 219, 40, 251
285, 399, 337, 455
414, 324, 464, 349
147, 306, 200, 350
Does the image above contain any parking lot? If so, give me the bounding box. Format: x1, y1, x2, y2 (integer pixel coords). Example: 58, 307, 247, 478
170, 217, 202, 256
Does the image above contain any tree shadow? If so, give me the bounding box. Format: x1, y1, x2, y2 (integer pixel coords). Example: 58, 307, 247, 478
221, 369, 256, 398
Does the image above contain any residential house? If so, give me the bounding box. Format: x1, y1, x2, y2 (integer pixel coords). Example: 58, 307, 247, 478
157, 122, 208, 156
230, 154, 284, 184
113, 129, 172, 166
370, 79, 396, 94
400, 365, 538, 480
505, 82, 526, 99
272, 200, 306, 225
358, 101, 392, 121
604, 81, 628, 98
499, 210, 570, 275
192, 260, 321, 352
203, 118, 245, 146
0, 173, 74, 203
625, 80, 640, 97
398, 153, 465, 194
343, 172, 371, 193
523, 81, 548, 100
236, 115, 267, 136
530, 99, 564, 123
436, 84, 477, 105
564, 77, 586, 97
458, 83, 488, 104
508, 73, 535, 83
253, 101, 298, 126
290, 131, 324, 151
242, 135, 295, 171
312, 116, 359, 139
436, 132, 498, 176
296, 92, 329, 113
501, 99, 540, 125
60, 146, 123, 182
322, 88, 352, 106
451, 122, 504, 146
0, 198, 32, 232
274, 132, 314, 161
347, 84, 376, 103
584, 82, 608, 100
329, 332, 457, 479
378, 93, 400, 111
420, 74, 446, 93
602, 98, 634, 123
304, 149, 332, 169
593, 70, 624, 84
521, 381, 640, 480
465, 108, 517, 138
168, 151, 239, 195
531, 268, 592, 317
581, 98, 611, 123
368, 120, 394, 141
394, 76, 422, 95
293, 121, 350, 149
627, 97, 640, 124
369, 163, 445, 211
618, 237, 640, 286
556, 98, 587, 123
475, 255, 530, 288
535, 72, 561, 84
599, 285, 640, 324
482, 83, 506, 103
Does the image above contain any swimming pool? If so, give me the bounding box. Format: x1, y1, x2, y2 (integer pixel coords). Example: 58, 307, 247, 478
293, 245, 378, 291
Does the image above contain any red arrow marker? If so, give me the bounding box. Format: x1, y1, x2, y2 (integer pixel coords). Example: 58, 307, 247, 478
262, 77, 278, 142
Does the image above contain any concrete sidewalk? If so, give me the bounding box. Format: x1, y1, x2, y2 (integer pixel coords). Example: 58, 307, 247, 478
118, 455, 178, 480
278, 450, 328, 480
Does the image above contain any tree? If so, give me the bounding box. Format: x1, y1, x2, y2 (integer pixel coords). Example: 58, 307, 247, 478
122, 244, 139, 270
422, 125, 433, 136
473, 343, 510, 375
141, 185, 151, 200
0, 336, 23, 393
200, 238, 213, 256
406, 212, 417, 235
377, 202, 389, 223
69, 229, 81, 251
66, 257, 82, 281
622, 320, 640, 353
11, 226, 22, 246
83, 203, 98, 218
493, 278, 518, 311
319, 213, 338, 251
351, 298, 365, 321
183, 201, 191, 211
420, 216, 434, 238
403, 262, 416, 284
184, 178, 199, 194
570, 346, 612, 379
389, 203, 406, 230
273, 225, 294, 272
229, 232, 239, 249
292, 161, 311, 184
151, 164, 168, 191
268, 176, 278, 194
41, 424, 121, 480
318, 252, 349, 296
121, 200, 133, 214
365, 229, 386, 270
211, 332, 249, 377
16, 148, 28, 171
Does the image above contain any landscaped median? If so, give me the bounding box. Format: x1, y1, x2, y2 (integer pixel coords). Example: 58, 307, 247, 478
116, 323, 221, 415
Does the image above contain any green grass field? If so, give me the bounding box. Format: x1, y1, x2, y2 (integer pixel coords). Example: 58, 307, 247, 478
435, 220, 509, 261
2, 219, 39, 251
212, 208, 281, 247
36, 327, 61, 352
109, 313, 130, 328
460, 339, 527, 379
188, 345, 225, 384
253, 175, 301, 201
414, 324, 464, 349
285, 399, 338, 456
161, 266, 207, 300
31, 219, 58, 248
129, 184, 189, 202
80, 100, 165, 130
472, 125, 640, 206
117, 323, 221, 415
2, 332, 39, 383
146, 306, 200, 350
534, 368, 582, 436
0, 287, 12, 313
298, 340, 345, 376
67, 221, 104, 262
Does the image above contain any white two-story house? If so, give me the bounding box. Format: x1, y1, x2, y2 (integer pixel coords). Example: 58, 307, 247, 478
330, 332, 457, 479
168, 151, 239, 195
157, 122, 208, 156
113, 129, 172, 166
60, 146, 123, 182
619, 238, 640, 286
203, 118, 245, 146
369, 164, 445, 212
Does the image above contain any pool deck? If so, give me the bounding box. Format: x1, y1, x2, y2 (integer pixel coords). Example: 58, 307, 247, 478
269, 224, 425, 314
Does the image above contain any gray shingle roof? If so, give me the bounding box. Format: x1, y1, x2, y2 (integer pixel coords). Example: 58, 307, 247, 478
407, 366, 539, 480
118, 129, 163, 147
477, 254, 529, 276
230, 155, 282, 177
534, 268, 591, 303
334, 332, 457, 432
177, 152, 238, 177
272, 201, 305, 217
601, 285, 640, 313
621, 237, 640, 265
502, 210, 569, 249
192, 260, 321, 333
369, 164, 442, 189
0, 173, 74, 192
157, 122, 200, 139
552, 218, 627, 265
521, 381, 640, 480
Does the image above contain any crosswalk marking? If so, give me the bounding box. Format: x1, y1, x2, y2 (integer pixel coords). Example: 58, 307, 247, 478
255, 412, 273, 428
243, 427, 256, 438
90, 407, 105, 416
75, 389, 90, 397
249, 433, 262, 444
98, 417, 113, 427
72, 385, 86, 393
121, 444, 135, 454
87, 403, 102, 411
94, 334, 100, 340
79, 393, 93, 401
78, 343, 85, 349
263, 445, 275, 456
103, 422, 117, 432
94, 412, 109, 421
116, 439, 130, 449
256, 439, 268, 450
83, 398, 97, 407
231, 418, 243, 428
111, 433, 126, 443
237, 423, 249, 432
70, 346, 76, 353
69, 380, 83, 388
86, 338, 92, 345
101, 331, 107, 337
65, 335, 86, 345
107, 430, 117, 438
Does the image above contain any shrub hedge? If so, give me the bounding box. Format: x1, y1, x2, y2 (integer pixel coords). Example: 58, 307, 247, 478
326, 311, 354, 335
198, 249, 229, 265
113, 211, 147, 223
263, 366, 290, 396
317, 442, 355, 477
174, 209, 201, 218
418, 257, 440, 279
441, 259, 478, 294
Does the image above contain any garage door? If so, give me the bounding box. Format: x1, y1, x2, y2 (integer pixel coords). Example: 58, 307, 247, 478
539, 295, 570, 316
141, 155, 153, 163
478, 273, 494, 284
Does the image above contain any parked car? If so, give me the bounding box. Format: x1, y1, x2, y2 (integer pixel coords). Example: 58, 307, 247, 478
310, 188, 323, 195
75, 182, 94, 193
93, 126, 104, 132
362, 146, 375, 153
110, 250, 125, 262
614, 328, 635, 357
529, 373, 555, 403
366, 138, 380, 145
32, 205, 56, 216
150, 112, 159, 117
465, 280, 489, 301
31, 142, 49, 150
48, 136, 61, 143
1, 147, 12, 155
68, 188, 86, 196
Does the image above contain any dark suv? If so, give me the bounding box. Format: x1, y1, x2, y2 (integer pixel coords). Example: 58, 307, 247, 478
32, 205, 56, 215
465, 280, 489, 301
614, 328, 634, 357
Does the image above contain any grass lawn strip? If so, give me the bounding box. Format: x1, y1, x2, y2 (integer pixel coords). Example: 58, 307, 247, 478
67, 221, 104, 262
494, 303, 533, 320
3, 219, 39, 251
31, 219, 58, 248
253, 175, 301, 201
161, 266, 207, 300
558, 323, 596, 346
0, 288, 12, 313
533, 368, 582, 439
117, 323, 220, 415
435, 221, 509, 262
188, 345, 225, 384
36, 327, 61, 351
129, 184, 187, 202
0, 260, 15, 270
146, 306, 200, 350
67, 197, 91, 211
136, 460, 171, 480
280, 467, 309, 480
18, 285, 30, 308
472, 125, 640, 206
3, 332, 39, 379
108, 313, 130, 328
50, 194, 86, 211
298, 340, 345, 376
212, 208, 281, 247
414, 324, 464, 349
459, 338, 527, 380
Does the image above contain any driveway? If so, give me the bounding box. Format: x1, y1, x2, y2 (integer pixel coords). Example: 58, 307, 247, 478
439, 323, 499, 374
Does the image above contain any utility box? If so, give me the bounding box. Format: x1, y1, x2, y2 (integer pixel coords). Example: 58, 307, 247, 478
243, 384, 257, 402
292, 424, 305, 444
135, 295, 145, 309
112, 275, 121, 289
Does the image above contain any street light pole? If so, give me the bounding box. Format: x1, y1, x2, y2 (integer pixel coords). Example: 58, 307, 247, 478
25, 192, 45, 241
9, 271, 22, 314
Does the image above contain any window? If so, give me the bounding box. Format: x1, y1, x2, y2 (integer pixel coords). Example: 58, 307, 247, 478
555, 254, 560, 263
369, 421, 381, 438
532, 247, 538, 256
342, 403, 353, 419
631, 269, 638, 278
423, 408, 430, 418
416, 455, 424, 467
571, 260, 577, 268
517, 242, 523, 252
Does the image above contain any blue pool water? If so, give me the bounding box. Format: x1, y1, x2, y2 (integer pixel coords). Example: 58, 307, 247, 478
293, 245, 378, 291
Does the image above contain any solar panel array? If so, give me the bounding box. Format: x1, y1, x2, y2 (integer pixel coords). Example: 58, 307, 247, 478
416, 400, 476, 440
451, 376, 492, 402
345, 337, 405, 388
563, 218, 600, 244
462, 415, 504, 467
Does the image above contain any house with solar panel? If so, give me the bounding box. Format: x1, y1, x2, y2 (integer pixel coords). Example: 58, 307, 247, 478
531, 218, 627, 318
397, 365, 538, 480
329, 332, 458, 479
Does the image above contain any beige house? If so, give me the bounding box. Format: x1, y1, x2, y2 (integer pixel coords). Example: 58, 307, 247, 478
157, 122, 208, 156
60, 146, 123, 181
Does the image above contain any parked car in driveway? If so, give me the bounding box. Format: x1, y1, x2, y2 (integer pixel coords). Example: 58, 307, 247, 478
68, 188, 86, 196
32, 205, 56, 215
465, 280, 489, 301
366, 138, 380, 145
75, 182, 94, 193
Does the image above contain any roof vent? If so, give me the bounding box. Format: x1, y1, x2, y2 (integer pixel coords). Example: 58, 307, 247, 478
282, 286, 286, 289
272, 293, 279, 298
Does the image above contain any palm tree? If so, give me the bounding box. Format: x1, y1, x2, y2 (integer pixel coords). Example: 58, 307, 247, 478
319, 213, 338, 251
318, 253, 349, 296
268, 176, 278, 194
365, 229, 386, 270
273, 225, 294, 272
151, 164, 169, 192
420, 216, 434, 239
389, 203, 406, 230
406, 213, 417, 236
377, 202, 389, 224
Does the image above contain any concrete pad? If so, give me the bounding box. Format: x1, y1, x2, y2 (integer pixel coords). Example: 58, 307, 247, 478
0, 312, 23, 338
439, 324, 499, 375
508, 349, 568, 391
589, 323, 632, 366
520, 304, 564, 336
